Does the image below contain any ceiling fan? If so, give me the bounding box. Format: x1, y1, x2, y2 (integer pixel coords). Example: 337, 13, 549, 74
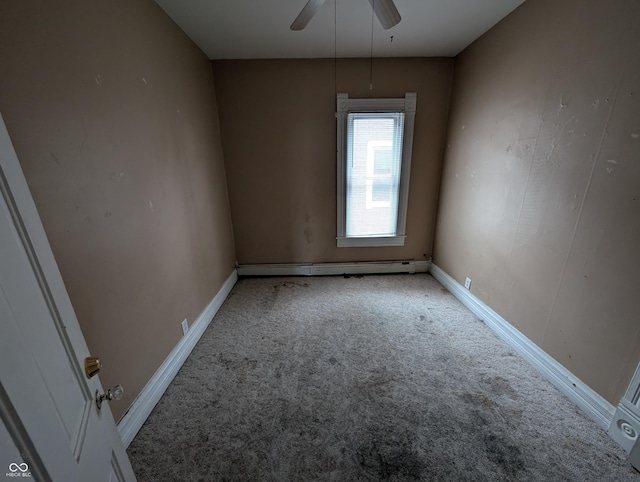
290, 0, 401, 31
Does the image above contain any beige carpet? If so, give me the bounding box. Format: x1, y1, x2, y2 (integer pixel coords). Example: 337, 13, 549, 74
128, 274, 638, 481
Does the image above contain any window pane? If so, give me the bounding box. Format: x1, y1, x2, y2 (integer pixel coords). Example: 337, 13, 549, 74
346, 112, 404, 237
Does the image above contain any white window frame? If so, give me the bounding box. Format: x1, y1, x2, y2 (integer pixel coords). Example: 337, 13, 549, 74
336, 92, 417, 248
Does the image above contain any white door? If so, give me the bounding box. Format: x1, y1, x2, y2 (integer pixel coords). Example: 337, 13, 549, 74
0, 114, 136, 481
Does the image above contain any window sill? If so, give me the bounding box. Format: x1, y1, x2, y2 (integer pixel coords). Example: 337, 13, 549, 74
337, 236, 406, 248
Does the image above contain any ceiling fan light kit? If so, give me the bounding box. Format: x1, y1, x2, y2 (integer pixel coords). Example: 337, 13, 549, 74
290, 0, 401, 31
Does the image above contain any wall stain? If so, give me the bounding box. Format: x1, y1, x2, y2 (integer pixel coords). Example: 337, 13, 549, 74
304, 226, 313, 244
50, 152, 61, 167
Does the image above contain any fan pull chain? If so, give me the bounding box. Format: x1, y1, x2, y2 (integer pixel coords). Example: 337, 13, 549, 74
369, 0, 375, 90
334, 0, 337, 96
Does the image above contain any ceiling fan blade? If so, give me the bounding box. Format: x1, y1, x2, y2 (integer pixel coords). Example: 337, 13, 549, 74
368, 0, 401, 30
290, 0, 327, 31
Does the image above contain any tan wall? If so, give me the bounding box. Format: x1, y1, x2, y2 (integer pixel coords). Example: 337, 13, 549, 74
213, 58, 453, 264
0, 0, 236, 420
434, 0, 640, 404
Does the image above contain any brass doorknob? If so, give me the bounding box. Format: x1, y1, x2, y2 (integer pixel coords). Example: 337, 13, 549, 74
84, 357, 102, 378
96, 385, 124, 409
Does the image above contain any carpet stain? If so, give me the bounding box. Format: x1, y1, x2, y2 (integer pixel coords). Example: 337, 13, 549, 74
460, 391, 493, 407
481, 375, 519, 400
215, 353, 257, 371
483, 432, 525, 477
280, 281, 310, 288
358, 368, 400, 397
356, 437, 425, 480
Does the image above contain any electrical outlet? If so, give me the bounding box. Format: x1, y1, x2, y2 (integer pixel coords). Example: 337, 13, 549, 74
181, 319, 189, 336
465, 277, 472, 290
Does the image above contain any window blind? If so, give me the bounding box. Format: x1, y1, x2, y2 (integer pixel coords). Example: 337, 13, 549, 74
346, 112, 405, 237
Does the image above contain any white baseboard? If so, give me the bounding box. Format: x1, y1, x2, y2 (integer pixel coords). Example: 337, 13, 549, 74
117, 269, 238, 448
609, 364, 640, 451
429, 263, 615, 432
237, 260, 430, 277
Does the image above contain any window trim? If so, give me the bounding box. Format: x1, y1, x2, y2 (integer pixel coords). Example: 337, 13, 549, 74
336, 92, 417, 248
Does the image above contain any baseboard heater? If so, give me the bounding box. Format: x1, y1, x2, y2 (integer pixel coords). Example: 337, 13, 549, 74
236, 260, 430, 277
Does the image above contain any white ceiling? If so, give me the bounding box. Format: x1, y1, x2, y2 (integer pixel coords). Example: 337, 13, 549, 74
155, 0, 526, 60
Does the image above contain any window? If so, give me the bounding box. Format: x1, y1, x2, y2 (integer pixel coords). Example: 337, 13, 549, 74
336, 93, 417, 247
